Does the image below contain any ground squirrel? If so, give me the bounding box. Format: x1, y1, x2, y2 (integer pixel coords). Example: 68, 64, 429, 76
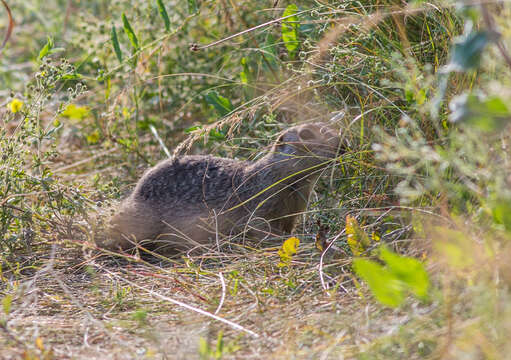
100, 122, 342, 255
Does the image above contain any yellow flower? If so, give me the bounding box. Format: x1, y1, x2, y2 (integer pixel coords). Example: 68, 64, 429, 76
8, 98, 23, 113
278, 236, 300, 268
61, 104, 89, 120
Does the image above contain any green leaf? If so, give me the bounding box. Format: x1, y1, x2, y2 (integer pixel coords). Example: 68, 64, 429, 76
185, 125, 202, 133
209, 129, 225, 140
449, 94, 511, 132
445, 30, 491, 72
122, 13, 138, 50
37, 36, 53, 61
61, 73, 82, 80
380, 246, 429, 299
111, 24, 123, 63
205, 91, 233, 117
184, 125, 224, 141
156, 0, 171, 32
37, 36, 53, 60
45, 122, 63, 138
37, 37, 63, 61
281, 4, 300, 59
353, 259, 406, 307
188, 0, 198, 14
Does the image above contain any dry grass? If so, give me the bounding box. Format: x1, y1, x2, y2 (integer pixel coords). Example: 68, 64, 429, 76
1, 235, 438, 359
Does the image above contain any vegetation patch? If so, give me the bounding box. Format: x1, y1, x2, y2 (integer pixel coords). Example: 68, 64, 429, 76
1, 0, 510, 358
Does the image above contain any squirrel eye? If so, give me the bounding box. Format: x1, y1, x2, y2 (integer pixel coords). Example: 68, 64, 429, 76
298, 128, 315, 141
320, 126, 330, 135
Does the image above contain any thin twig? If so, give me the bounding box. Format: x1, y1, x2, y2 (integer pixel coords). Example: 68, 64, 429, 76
191, 11, 307, 51
149, 125, 172, 158
319, 231, 343, 294
53, 147, 118, 173
480, 3, 511, 70
103, 268, 260, 338
214, 272, 226, 315
0, 0, 14, 54
0, 191, 50, 207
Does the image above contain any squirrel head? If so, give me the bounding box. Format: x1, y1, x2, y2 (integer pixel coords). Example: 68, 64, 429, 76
271, 122, 344, 166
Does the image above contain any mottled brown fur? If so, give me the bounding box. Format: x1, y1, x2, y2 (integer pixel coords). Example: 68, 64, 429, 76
99, 122, 342, 255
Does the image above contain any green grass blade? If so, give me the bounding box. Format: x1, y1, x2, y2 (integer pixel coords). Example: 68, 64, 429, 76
122, 13, 139, 50
188, 0, 198, 14
156, 0, 171, 32
111, 24, 123, 63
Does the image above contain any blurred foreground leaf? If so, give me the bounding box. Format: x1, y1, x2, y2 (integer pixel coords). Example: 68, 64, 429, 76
433, 227, 475, 270
449, 94, 511, 132
445, 30, 491, 72
353, 246, 430, 307
353, 259, 405, 307
380, 246, 429, 299
491, 199, 511, 231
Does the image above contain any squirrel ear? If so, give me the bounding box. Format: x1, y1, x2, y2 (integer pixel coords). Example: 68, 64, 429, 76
298, 128, 316, 141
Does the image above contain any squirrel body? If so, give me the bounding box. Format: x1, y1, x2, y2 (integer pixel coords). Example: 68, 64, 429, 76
101, 122, 341, 254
